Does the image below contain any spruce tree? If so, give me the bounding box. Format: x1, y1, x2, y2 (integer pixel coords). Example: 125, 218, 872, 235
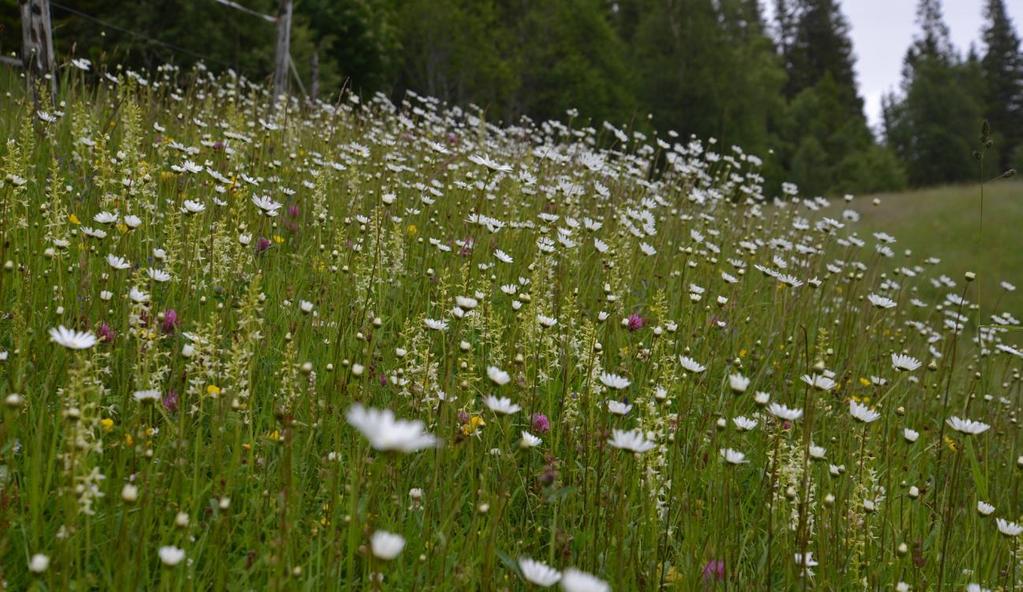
980, 0, 1023, 172
885, 0, 984, 186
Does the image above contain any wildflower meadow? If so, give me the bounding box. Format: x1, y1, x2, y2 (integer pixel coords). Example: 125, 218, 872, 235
0, 64, 1021, 591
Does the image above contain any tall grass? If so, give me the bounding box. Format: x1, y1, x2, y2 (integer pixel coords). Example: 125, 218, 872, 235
0, 62, 1020, 591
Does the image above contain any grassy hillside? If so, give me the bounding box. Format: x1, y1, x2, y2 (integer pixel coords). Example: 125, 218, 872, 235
838, 180, 1023, 314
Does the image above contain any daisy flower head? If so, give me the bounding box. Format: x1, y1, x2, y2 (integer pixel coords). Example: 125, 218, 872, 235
424, 318, 448, 331
560, 568, 610, 592
800, 373, 836, 392
49, 326, 98, 350
484, 395, 522, 415
946, 416, 990, 436
891, 352, 922, 372
28, 552, 50, 573
519, 557, 560, 587
867, 293, 896, 309
606, 400, 633, 415
720, 448, 748, 465
728, 373, 750, 393
520, 431, 542, 448
678, 355, 706, 373
345, 404, 438, 453
158, 546, 185, 567
608, 429, 655, 453
487, 366, 511, 386
996, 518, 1023, 537
768, 402, 803, 422
370, 530, 406, 560
599, 372, 630, 390
849, 400, 881, 423
733, 416, 758, 431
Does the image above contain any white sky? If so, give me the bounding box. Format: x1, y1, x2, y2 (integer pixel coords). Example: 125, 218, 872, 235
763, 0, 1023, 131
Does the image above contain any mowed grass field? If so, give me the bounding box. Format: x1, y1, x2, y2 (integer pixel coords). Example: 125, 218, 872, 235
837, 180, 1023, 313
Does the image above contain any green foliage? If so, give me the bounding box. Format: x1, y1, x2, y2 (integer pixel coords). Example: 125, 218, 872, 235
884, 0, 986, 186
980, 0, 1023, 173
1, 0, 1019, 194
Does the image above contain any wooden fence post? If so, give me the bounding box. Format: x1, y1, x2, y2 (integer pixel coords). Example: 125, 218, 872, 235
310, 47, 319, 102
272, 0, 292, 101
19, 0, 56, 100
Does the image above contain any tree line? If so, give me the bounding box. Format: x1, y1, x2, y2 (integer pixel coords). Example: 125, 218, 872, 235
0, 0, 1020, 195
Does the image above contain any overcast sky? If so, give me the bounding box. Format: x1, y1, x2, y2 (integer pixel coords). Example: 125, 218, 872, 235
763, 0, 1023, 131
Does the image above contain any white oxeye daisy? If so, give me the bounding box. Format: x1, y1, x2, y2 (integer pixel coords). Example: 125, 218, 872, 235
158, 546, 185, 566
370, 530, 406, 560
800, 373, 836, 391
768, 403, 803, 422
903, 428, 919, 442
996, 518, 1023, 537
754, 391, 770, 405
891, 352, 922, 372
728, 373, 750, 393
678, 355, 706, 373
147, 268, 171, 283
946, 416, 990, 435
606, 400, 633, 415
28, 553, 50, 573
424, 318, 448, 331
487, 366, 511, 386
537, 314, 558, 328
867, 293, 896, 309
520, 431, 542, 448
494, 249, 513, 263
133, 389, 160, 402
733, 416, 758, 431
484, 395, 521, 415
251, 195, 282, 216
94, 211, 118, 224
977, 501, 995, 516
345, 404, 438, 453
107, 254, 131, 270
560, 568, 610, 592
123, 214, 142, 228
849, 400, 881, 423
49, 326, 98, 350
808, 444, 826, 459
455, 296, 478, 309
720, 448, 748, 465
180, 200, 205, 214
607, 429, 655, 453
519, 557, 560, 587
129, 287, 150, 303
299, 300, 314, 313
599, 372, 630, 390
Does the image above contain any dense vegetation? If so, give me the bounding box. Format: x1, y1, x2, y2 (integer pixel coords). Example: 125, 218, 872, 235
0, 58, 1020, 590
1, 0, 1020, 195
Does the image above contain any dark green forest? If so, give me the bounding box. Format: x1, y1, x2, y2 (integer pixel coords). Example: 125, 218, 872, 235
2, 0, 1021, 195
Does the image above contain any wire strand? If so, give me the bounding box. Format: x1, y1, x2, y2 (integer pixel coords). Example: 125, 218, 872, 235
211, 0, 277, 23
49, 1, 229, 68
